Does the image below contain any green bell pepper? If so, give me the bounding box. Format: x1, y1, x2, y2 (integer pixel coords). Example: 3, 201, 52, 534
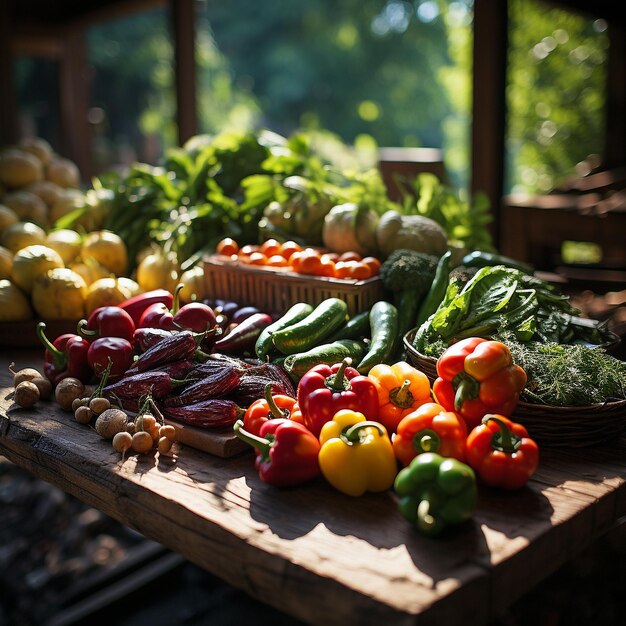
394, 452, 477, 537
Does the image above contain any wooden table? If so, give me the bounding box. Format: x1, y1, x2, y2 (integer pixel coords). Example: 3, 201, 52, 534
2, 351, 626, 626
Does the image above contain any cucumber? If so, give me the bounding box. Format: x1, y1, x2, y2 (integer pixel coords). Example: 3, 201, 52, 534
326, 310, 371, 342
357, 300, 399, 374
283, 339, 367, 382
270, 298, 349, 355
255, 302, 314, 360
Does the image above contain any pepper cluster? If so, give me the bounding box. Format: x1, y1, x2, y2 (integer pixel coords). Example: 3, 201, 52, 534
234, 338, 540, 538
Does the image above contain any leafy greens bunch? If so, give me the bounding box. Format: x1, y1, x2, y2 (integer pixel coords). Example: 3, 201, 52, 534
413, 265, 606, 356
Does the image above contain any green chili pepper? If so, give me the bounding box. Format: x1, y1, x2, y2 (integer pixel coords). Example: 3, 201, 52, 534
415, 250, 452, 328
394, 452, 477, 537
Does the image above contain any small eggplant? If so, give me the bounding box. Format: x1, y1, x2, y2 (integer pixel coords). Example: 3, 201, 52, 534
212, 313, 273, 355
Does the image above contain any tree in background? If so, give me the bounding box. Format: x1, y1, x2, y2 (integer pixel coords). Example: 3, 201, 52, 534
506, 0, 607, 194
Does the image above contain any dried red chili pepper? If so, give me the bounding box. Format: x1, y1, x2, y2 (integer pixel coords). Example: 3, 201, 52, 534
164, 399, 245, 428
134, 330, 198, 372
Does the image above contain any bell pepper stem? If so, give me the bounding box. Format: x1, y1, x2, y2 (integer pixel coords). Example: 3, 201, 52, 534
264, 383, 289, 420
172, 283, 184, 315
453, 374, 479, 411
417, 499, 436, 531
390, 379, 414, 409
413, 428, 441, 454
341, 420, 386, 445
76, 319, 98, 338
326, 358, 352, 392
36, 322, 67, 370
233, 419, 272, 457
483, 415, 522, 453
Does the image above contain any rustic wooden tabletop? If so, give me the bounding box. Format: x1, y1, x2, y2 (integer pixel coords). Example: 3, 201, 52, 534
2, 351, 626, 626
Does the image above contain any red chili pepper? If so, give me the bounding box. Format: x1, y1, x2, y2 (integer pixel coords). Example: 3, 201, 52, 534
465, 414, 539, 490
77, 306, 136, 342
36, 322, 92, 386
243, 383, 298, 436
138, 301, 176, 330
233, 418, 321, 487
138, 284, 217, 333
87, 336, 135, 378
296, 358, 379, 437
433, 337, 527, 430
118, 289, 174, 326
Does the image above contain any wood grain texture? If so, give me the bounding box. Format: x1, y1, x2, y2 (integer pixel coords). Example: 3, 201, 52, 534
2, 352, 626, 625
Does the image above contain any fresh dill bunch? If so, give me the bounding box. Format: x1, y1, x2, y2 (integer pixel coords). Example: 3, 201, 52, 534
505, 338, 626, 406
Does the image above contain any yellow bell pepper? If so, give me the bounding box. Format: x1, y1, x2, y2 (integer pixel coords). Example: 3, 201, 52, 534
318, 409, 398, 497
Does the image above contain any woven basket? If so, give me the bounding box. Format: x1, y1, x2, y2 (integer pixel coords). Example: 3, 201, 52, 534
203, 254, 385, 317
402, 328, 626, 448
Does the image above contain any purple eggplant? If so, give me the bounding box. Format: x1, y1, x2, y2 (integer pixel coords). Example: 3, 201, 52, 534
212, 313, 273, 355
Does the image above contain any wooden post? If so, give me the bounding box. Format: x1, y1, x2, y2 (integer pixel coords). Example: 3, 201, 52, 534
0, 3, 17, 145
171, 0, 198, 145
471, 0, 509, 249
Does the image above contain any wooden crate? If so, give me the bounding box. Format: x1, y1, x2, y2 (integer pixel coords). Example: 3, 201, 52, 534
202, 254, 385, 316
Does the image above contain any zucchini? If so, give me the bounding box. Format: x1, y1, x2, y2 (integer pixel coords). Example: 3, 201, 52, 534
255, 302, 314, 360
270, 298, 348, 355
356, 301, 399, 374
283, 339, 367, 382
326, 310, 371, 342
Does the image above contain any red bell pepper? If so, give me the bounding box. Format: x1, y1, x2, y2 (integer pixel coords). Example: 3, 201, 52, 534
432, 337, 527, 430
392, 402, 468, 467
77, 306, 136, 342
243, 383, 298, 436
465, 414, 539, 490
87, 336, 135, 378
296, 358, 379, 437
233, 418, 321, 487
36, 322, 92, 386
118, 289, 174, 326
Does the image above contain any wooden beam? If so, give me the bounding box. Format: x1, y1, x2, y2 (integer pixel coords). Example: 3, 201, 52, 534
171, 0, 198, 145
604, 22, 626, 168
58, 27, 93, 181
0, 3, 18, 145
471, 0, 509, 250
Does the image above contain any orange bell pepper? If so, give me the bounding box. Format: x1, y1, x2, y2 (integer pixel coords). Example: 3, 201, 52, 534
465, 414, 539, 490
368, 361, 432, 434
392, 402, 468, 467
242, 383, 298, 436
433, 337, 527, 430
